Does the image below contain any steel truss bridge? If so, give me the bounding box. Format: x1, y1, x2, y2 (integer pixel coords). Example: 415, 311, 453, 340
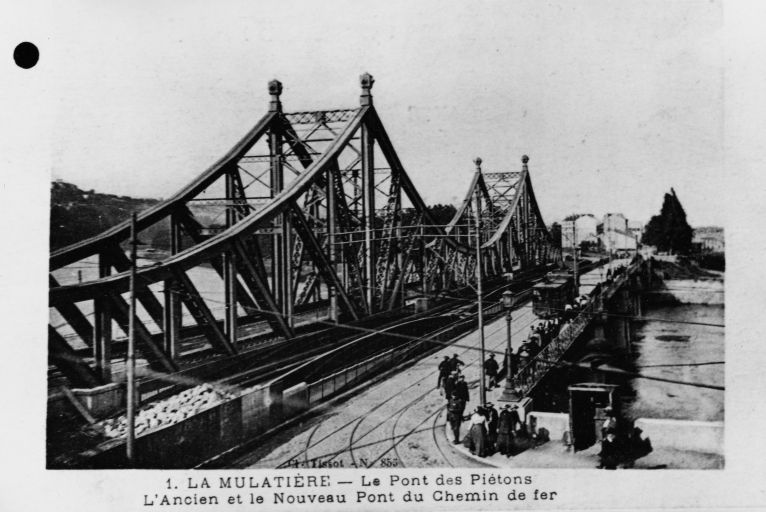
48, 74, 561, 390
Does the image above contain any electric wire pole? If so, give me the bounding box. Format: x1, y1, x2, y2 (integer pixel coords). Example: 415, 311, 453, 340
126, 212, 138, 465
474, 158, 486, 406
572, 221, 579, 291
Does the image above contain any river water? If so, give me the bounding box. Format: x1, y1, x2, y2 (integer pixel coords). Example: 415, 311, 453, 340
625, 303, 724, 422
532, 298, 725, 423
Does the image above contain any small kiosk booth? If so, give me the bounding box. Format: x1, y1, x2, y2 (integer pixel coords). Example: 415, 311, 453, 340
567, 383, 620, 451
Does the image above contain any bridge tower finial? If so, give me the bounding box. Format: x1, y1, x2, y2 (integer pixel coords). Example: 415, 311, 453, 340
521, 154, 529, 170
474, 157, 483, 173
360, 73, 374, 106
268, 79, 283, 112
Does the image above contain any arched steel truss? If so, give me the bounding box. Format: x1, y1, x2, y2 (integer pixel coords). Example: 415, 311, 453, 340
48, 74, 561, 388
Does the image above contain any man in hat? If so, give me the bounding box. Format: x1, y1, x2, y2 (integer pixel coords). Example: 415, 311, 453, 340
496, 404, 514, 456
598, 429, 621, 469
443, 371, 457, 400
485, 402, 499, 452
448, 353, 465, 373
484, 353, 499, 390
601, 406, 618, 438
517, 343, 531, 368
527, 335, 541, 357
454, 374, 469, 402
509, 404, 522, 433
437, 356, 451, 391
551, 316, 561, 337
446, 393, 466, 444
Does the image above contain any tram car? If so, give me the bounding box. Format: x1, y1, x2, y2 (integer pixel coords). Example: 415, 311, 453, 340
532, 272, 576, 318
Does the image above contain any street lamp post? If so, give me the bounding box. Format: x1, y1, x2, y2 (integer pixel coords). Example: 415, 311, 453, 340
499, 289, 520, 403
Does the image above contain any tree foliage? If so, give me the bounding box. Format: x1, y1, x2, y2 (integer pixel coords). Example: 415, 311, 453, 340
50, 181, 160, 251
400, 204, 457, 228
51, 182, 461, 253
641, 188, 693, 254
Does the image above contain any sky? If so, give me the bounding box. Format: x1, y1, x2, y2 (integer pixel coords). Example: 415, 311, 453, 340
15, 0, 726, 226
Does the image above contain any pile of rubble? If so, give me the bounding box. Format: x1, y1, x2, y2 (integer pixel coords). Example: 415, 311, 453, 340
98, 383, 236, 439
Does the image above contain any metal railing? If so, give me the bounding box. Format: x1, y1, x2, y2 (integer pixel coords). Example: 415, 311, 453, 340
507, 261, 641, 397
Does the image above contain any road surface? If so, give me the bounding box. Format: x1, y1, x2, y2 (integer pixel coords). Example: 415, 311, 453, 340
231, 303, 541, 469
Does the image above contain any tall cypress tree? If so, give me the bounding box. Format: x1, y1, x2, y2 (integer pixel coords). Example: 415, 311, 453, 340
641, 188, 693, 254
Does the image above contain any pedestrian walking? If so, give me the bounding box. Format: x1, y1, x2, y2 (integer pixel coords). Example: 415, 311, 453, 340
485, 402, 499, 451
601, 406, 618, 438
443, 371, 458, 400
496, 404, 514, 456
437, 356, 450, 390
446, 395, 466, 444
517, 344, 530, 368
465, 407, 488, 457
454, 374, 469, 402
508, 404, 522, 433
448, 353, 465, 373
598, 429, 620, 469
484, 353, 499, 390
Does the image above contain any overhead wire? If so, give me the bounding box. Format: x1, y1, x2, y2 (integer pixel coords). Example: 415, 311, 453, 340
635, 361, 724, 368
538, 357, 725, 391
86, 271, 535, 391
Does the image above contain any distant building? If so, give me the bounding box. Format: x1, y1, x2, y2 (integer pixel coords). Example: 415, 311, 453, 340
693, 226, 724, 253
603, 213, 628, 233
628, 220, 644, 241
561, 214, 599, 249
599, 213, 638, 252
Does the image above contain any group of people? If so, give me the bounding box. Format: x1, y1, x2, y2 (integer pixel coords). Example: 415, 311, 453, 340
437, 354, 469, 400
597, 407, 653, 469
507, 314, 568, 372
438, 353, 536, 459
460, 402, 527, 457
563, 294, 591, 321
604, 263, 628, 283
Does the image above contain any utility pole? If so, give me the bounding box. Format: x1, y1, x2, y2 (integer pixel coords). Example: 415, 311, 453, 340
126, 212, 138, 466
474, 158, 486, 406
572, 221, 579, 292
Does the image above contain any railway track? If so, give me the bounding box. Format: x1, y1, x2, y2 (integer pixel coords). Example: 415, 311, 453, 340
166, 270, 546, 397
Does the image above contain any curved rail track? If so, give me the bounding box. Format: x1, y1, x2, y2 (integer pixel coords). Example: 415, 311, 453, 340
229, 302, 538, 469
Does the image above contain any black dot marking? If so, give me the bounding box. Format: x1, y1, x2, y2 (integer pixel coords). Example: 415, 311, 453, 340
14, 42, 39, 69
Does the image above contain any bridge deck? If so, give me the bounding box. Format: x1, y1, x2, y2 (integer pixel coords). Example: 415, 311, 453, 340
231, 260, 636, 468
509, 258, 638, 398
234, 303, 542, 469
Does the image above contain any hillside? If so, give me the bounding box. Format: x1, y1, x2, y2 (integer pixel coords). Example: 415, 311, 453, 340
50, 180, 459, 254
50, 181, 162, 251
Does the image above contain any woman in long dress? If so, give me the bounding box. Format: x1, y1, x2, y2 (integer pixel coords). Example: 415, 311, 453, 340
496, 405, 514, 456
468, 408, 488, 457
